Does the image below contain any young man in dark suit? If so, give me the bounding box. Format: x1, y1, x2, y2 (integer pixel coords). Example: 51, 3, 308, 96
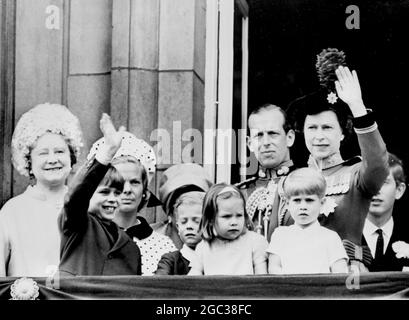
363, 153, 409, 271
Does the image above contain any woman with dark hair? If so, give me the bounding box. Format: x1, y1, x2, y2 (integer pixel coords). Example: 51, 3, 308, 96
0, 103, 83, 276
287, 48, 389, 271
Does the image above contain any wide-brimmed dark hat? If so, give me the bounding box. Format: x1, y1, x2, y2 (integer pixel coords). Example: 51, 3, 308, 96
286, 48, 354, 134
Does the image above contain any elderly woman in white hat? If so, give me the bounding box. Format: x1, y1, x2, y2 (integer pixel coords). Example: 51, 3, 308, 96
87, 132, 176, 275
0, 103, 83, 276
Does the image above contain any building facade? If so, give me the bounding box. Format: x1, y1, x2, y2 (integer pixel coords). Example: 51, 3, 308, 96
0, 0, 249, 223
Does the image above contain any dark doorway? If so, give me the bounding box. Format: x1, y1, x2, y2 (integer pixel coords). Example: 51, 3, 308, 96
247, 0, 409, 222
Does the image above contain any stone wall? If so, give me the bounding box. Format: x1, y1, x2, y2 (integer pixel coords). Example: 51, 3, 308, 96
6, 0, 207, 223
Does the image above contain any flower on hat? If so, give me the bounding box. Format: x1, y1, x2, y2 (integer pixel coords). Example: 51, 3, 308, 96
327, 92, 338, 104
316, 48, 346, 91
316, 48, 345, 105
286, 48, 353, 136
10, 277, 40, 300
11, 103, 84, 177
87, 131, 156, 183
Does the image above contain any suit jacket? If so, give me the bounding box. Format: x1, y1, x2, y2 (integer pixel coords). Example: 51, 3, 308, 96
235, 160, 296, 242
155, 250, 190, 275
58, 158, 142, 276
363, 221, 409, 272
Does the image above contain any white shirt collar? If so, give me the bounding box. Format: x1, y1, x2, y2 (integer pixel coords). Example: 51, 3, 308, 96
364, 217, 394, 239
292, 221, 321, 233
363, 217, 394, 256
180, 244, 197, 262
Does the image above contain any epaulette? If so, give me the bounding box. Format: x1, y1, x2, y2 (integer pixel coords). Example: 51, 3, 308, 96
234, 177, 257, 189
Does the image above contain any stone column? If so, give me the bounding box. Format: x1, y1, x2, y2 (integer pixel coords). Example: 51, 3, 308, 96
154, 0, 206, 223
111, 0, 206, 223
67, 0, 112, 158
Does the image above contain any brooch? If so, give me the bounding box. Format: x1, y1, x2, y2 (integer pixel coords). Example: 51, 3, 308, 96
327, 92, 338, 104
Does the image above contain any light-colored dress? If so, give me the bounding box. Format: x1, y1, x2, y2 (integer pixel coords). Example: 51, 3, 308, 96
0, 186, 64, 276
191, 231, 268, 275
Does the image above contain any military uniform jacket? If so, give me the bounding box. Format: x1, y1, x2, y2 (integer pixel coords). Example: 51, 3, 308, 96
235, 160, 295, 242
312, 128, 388, 254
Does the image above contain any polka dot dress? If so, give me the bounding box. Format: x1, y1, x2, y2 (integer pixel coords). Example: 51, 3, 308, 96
133, 232, 177, 275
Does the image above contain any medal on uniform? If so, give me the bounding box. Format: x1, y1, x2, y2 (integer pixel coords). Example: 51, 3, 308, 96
246, 180, 277, 239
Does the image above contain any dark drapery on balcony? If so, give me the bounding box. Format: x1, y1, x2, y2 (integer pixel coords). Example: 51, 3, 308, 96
1, 272, 409, 300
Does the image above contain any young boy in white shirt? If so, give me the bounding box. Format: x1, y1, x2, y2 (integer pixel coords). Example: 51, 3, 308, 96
267, 168, 348, 274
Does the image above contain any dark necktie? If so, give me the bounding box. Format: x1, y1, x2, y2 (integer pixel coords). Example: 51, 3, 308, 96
374, 229, 384, 260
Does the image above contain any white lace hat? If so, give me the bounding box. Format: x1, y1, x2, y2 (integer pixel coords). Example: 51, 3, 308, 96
11, 103, 84, 176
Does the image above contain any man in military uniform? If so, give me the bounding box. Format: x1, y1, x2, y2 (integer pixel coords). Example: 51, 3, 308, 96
235, 104, 296, 242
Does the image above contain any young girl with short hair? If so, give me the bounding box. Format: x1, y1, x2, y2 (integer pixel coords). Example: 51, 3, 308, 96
189, 183, 268, 275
